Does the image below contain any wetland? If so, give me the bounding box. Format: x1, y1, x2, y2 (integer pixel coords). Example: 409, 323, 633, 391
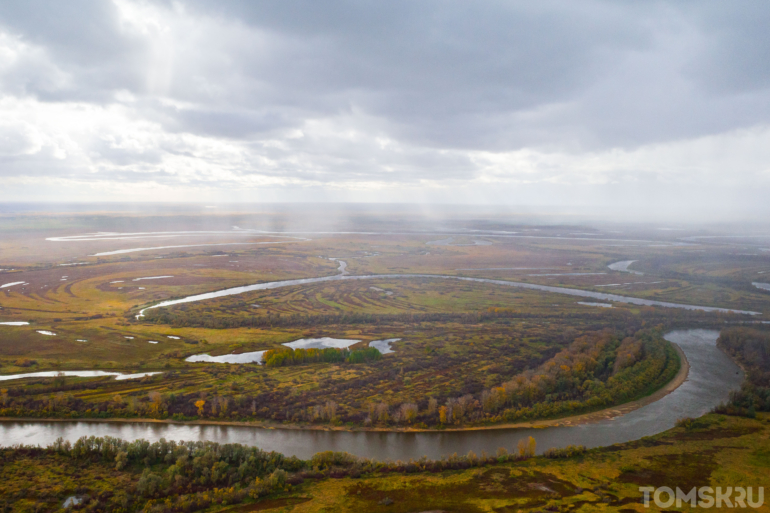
1, 208, 770, 512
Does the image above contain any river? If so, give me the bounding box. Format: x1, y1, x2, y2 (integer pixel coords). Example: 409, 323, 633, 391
136, 273, 761, 318
0, 330, 742, 460
608, 260, 643, 275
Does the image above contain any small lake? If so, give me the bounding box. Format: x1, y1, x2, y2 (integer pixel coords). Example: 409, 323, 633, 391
0, 330, 743, 460
186, 337, 397, 364
368, 338, 401, 354
0, 281, 27, 289
63, 496, 83, 508
753, 282, 770, 292
608, 260, 643, 275
0, 371, 162, 382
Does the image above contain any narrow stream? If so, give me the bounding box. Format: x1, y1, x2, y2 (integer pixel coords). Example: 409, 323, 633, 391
0, 330, 742, 460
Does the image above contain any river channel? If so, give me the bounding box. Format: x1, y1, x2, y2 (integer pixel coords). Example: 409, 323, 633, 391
136, 273, 761, 318
0, 330, 742, 460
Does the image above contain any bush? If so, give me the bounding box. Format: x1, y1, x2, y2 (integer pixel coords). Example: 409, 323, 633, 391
542, 445, 586, 459
310, 451, 359, 470
675, 416, 713, 430
263, 346, 382, 367
251, 468, 288, 498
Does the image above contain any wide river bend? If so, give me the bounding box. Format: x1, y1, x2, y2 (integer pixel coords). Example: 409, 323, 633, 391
0, 330, 742, 460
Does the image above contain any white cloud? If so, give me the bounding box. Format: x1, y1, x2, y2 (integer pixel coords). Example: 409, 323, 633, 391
0, 0, 768, 217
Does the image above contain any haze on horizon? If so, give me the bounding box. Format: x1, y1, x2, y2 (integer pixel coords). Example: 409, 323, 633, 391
1, 1, 769, 221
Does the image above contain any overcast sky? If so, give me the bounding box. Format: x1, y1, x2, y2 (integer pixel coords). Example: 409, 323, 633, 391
1, 1, 769, 217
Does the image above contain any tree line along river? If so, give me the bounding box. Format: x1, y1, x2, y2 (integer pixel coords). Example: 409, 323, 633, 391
0, 330, 742, 460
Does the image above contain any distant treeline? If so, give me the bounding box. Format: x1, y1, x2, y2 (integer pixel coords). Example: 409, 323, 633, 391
139, 304, 730, 330
715, 327, 770, 417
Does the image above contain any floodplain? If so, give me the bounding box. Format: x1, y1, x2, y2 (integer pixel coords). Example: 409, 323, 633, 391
1, 207, 769, 511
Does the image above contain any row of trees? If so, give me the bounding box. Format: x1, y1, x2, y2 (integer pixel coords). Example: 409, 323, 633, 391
139, 302, 729, 330
715, 327, 770, 416
491, 331, 679, 424
1, 434, 567, 512
262, 346, 382, 367
358, 329, 678, 427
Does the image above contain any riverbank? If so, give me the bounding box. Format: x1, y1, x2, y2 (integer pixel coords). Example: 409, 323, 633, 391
0, 343, 690, 434
0, 329, 740, 461
2, 412, 766, 513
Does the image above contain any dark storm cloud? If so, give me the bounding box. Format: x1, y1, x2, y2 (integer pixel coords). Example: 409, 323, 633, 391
171, 0, 653, 149
0, 0, 769, 208
1, 1, 765, 146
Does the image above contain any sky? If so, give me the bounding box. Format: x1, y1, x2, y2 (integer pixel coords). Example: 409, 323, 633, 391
1, 1, 769, 218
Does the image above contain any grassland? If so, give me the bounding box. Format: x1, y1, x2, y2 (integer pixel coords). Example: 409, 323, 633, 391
1, 274, 686, 428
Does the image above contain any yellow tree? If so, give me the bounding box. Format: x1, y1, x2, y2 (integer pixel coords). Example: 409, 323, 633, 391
148, 391, 163, 415
527, 436, 537, 457
439, 406, 448, 424
195, 400, 205, 417
517, 438, 527, 458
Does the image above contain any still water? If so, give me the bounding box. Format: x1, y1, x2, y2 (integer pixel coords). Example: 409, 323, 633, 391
0, 330, 742, 460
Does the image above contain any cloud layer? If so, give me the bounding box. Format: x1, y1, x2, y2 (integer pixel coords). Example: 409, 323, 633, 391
1, 1, 769, 215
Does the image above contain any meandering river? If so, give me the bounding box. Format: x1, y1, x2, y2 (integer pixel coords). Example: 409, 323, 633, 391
136, 273, 761, 318
0, 330, 742, 460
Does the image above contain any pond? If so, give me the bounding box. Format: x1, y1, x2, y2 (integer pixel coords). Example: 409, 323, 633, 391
608, 260, 643, 275
0, 371, 163, 382
186, 337, 399, 364
368, 338, 401, 355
